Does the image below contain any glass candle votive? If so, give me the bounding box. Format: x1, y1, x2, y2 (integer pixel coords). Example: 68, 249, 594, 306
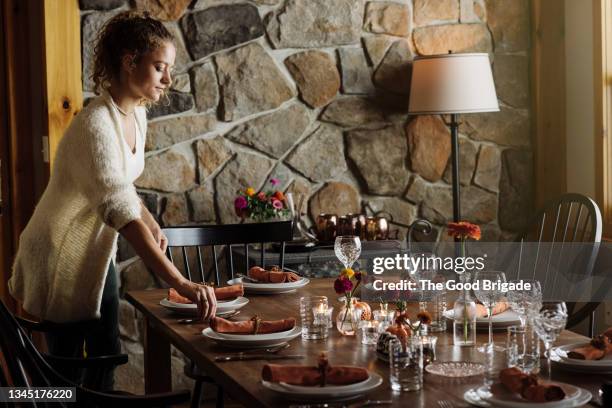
300, 296, 329, 340
373, 309, 395, 333
358, 320, 380, 345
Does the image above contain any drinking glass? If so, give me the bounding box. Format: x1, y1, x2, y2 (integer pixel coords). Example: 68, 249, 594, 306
507, 325, 540, 374
334, 235, 361, 269
389, 336, 423, 392
506, 279, 542, 327
473, 271, 507, 348
300, 296, 329, 340
373, 309, 395, 333
533, 301, 567, 381
358, 320, 380, 345
478, 342, 508, 399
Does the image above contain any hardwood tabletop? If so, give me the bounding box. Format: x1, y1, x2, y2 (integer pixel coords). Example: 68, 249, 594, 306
126, 279, 605, 408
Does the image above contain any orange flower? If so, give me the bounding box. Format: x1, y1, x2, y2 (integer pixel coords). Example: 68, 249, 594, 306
447, 221, 481, 241
245, 187, 255, 197
416, 310, 432, 325
273, 191, 285, 201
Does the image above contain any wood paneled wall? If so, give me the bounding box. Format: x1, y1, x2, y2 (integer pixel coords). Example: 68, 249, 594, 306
532, 0, 568, 209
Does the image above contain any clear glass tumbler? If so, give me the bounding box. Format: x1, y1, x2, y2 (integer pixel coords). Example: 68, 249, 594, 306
300, 296, 329, 340
389, 336, 423, 392
507, 325, 540, 374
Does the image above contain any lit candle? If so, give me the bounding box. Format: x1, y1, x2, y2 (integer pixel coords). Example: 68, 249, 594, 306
312, 303, 329, 327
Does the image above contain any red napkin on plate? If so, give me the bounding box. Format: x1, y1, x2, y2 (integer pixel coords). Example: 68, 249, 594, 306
262, 354, 368, 386
567, 330, 612, 360
167, 284, 244, 303
476, 301, 510, 318
499, 367, 565, 402
210, 316, 295, 334
248, 266, 300, 283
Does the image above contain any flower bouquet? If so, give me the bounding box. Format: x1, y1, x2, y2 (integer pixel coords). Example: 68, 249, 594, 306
333, 268, 371, 335
447, 221, 481, 346
234, 178, 290, 222
386, 301, 432, 349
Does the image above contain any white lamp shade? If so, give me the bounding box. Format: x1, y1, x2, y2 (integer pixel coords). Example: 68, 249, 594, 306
408, 53, 499, 115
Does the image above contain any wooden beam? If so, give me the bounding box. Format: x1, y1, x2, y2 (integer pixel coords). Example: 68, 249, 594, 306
532, 0, 567, 209
43, 0, 83, 168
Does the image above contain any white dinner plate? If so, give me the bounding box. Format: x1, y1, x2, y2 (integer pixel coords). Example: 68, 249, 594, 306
160, 296, 249, 316
201, 326, 301, 348
480, 383, 592, 408
213, 327, 295, 341
551, 346, 612, 373
227, 277, 310, 294
553, 342, 612, 367
261, 372, 383, 401
443, 309, 521, 326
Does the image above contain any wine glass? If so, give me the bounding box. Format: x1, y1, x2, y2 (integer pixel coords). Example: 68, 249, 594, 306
473, 271, 507, 349
411, 252, 437, 313
506, 279, 542, 327
533, 301, 568, 381
334, 236, 361, 270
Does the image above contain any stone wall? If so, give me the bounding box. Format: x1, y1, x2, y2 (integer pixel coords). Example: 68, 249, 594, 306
80, 0, 533, 396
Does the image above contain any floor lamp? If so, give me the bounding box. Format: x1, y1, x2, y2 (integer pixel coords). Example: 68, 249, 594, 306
408, 53, 499, 222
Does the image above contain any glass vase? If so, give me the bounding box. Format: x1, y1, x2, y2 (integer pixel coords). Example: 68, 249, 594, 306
452, 292, 477, 347
336, 298, 369, 336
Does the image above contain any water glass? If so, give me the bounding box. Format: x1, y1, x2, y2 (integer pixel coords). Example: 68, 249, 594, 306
479, 342, 508, 398
300, 296, 329, 340
389, 336, 423, 392
418, 335, 438, 367
334, 235, 361, 269
358, 320, 380, 345
507, 325, 540, 374
506, 279, 542, 327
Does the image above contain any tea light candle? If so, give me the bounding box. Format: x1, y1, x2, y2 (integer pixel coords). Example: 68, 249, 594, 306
359, 320, 380, 345
312, 303, 329, 327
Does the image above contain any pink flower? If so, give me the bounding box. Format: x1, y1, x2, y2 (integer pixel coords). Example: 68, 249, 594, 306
257, 192, 267, 201
270, 178, 280, 186
333, 277, 353, 294
272, 199, 283, 209
234, 196, 248, 210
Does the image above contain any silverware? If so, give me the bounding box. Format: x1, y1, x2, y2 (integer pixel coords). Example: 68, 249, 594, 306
243, 343, 290, 354
214, 354, 304, 362
438, 401, 454, 408
178, 310, 240, 324
236, 273, 260, 283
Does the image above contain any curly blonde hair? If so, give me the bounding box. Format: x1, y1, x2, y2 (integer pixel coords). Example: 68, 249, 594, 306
91, 11, 174, 94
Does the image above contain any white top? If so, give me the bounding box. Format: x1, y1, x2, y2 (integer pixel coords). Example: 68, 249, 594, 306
9, 91, 147, 322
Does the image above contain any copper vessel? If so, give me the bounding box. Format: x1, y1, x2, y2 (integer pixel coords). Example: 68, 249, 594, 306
375, 216, 389, 240
336, 215, 352, 236
365, 217, 378, 241
315, 213, 337, 242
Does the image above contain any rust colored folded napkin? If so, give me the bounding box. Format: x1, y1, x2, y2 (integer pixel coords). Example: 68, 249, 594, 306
567, 332, 612, 360
248, 266, 300, 283
262, 354, 368, 386
210, 316, 295, 334
499, 367, 565, 402
167, 284, 244, 304
476, 301, 510, 318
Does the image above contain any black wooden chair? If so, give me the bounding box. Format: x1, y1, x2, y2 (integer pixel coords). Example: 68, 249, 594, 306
0, 299, 190, 408
511, 193, 603, 336
162, 220, 293, 408
13, 316, 129, 390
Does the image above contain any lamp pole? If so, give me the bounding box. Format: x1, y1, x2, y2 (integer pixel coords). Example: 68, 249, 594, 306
450, 113, 460, 222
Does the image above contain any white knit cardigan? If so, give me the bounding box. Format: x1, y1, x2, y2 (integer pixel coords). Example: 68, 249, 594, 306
9, 92, 146, 323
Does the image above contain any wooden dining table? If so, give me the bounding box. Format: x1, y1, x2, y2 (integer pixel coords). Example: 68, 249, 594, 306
126, 279, 605, 407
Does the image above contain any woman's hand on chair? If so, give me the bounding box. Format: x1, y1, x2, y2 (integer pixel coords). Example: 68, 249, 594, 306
177, 281, 217, 322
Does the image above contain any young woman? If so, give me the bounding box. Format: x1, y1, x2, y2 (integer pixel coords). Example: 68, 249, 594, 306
8, 11, 216, 389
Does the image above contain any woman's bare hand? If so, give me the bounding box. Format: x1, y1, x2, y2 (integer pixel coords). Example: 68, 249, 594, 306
176, 281, 217, 321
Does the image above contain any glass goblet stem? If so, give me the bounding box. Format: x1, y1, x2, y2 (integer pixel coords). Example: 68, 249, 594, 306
488, 305, 494, 344
543, 342, 552, 381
